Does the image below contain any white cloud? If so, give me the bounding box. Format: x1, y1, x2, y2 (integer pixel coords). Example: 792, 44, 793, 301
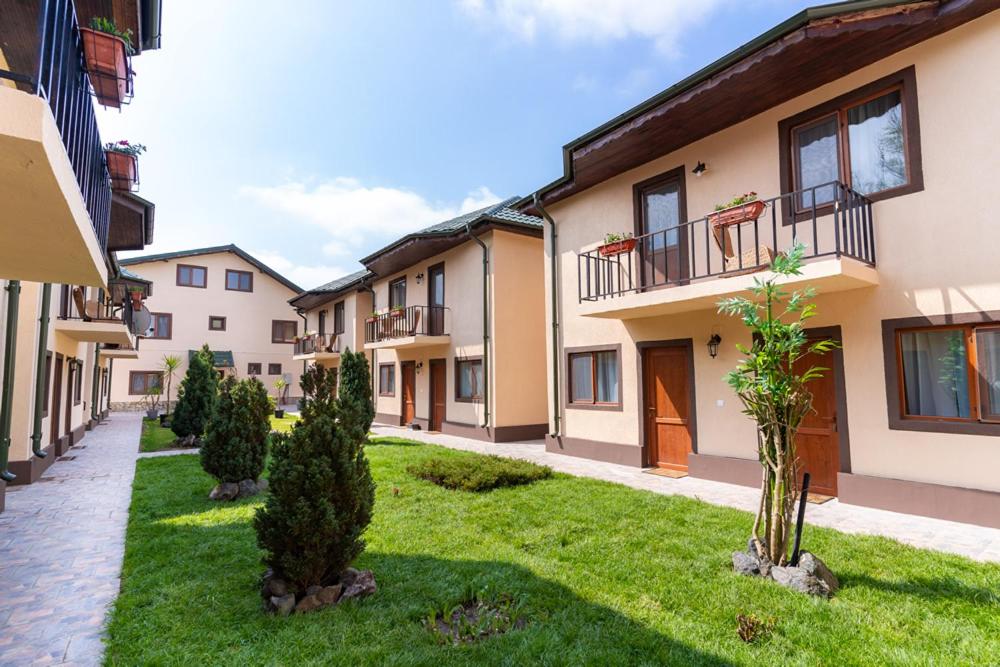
247, 249, 351, 292
457, 0, 724, 55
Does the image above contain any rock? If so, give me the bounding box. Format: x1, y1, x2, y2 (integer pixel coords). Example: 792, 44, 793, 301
797, 552, 839, 594
209, 482, 239, 501
270, 594, 295, 616
341, 569, 376, 600
770, 563, 834, 598
261, 570, 287, 598
257, 478, 269, 492
732, 551, 760, 576
175, 434, 199, 448
339, 567, 360, 588
295, 594, 324, 614
238, 479, 259, 497
318, 584, 342, 605
306, 585, 323, 597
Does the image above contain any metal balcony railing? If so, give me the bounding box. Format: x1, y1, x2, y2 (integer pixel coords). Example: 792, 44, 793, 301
294, 333, 342, 356
577, 181, 876, 302
0, 0, 112, 252
58, 286, 136, 333
364, 305, 450, 344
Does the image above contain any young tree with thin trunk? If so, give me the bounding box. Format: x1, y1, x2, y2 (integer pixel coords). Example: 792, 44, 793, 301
161, 354, 181, 415
717, 243, 837, 566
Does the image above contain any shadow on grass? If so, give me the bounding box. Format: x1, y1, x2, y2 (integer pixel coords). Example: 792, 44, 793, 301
840, 572, 1000, 606
367, 436, 426, 447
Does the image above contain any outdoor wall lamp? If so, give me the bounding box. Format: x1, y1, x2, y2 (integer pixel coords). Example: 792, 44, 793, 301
707, 333, 722, 358
416, 362, 424, 373
415, 272, 424, 285
692, 161, 708, 177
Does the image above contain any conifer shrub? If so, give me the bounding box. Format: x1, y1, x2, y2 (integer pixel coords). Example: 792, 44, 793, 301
338, 348, 374, 435
170, 344, 218, 439
408, 454, 552, 492
200, 376, 270, 483
254, 364, 375, 593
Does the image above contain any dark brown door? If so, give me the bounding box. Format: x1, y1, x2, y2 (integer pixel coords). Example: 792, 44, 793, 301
643, 346, 692, 470
51, 355, 63, 445
637, 169, 688, 288
401, 362, 416, 425
429, 359, 446, 431
793, 348, 840, 496
65, 362, 74, 438
427, 263, 445, 336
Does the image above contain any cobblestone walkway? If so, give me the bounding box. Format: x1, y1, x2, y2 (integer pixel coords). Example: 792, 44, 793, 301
0, 412, 143, 666
372, 424, 1000, 563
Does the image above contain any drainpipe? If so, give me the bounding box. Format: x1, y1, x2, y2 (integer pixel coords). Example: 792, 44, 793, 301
29, 283, 51, 458
465, 223, 490, 428
361, 280, 377, 401
295, 307, 308, 376
0, 281, 22, 481
534, 193, 560, 437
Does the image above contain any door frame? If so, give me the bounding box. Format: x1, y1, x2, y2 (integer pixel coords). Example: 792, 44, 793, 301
64, 359, 74, 438
400, 360, 416, 426
803, 325, 852, 477
632, 165, 690, 289
636, 339, 697, 468
51, 353, 64, 446
428, 358, 447, 431
426, 262, 445, 336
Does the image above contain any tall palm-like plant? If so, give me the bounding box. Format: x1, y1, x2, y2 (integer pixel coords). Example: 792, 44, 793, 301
161, 355, 182, 415
717, 243, 837, 566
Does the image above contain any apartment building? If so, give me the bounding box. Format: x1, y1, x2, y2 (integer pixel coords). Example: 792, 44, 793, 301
0, 0, 163, 510
356, 199, 548, 441
522, 1, 1000, 527
110, 246, 303, 408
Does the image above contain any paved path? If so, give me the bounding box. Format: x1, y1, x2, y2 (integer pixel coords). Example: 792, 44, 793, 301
0, 412, 143, 666
372, 424, 1000, 564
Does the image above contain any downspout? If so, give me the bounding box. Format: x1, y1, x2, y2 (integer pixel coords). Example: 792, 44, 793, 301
90, 344, 101, 423
28, 283, 51, 458
295, 307, 308, 376
0, 281, 22, 481
534, 194, 560, 437
465, 223, 490, 428
361, 280, 377, 402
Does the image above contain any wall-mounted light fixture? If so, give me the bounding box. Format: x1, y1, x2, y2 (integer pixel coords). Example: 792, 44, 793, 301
415, 272, 425, 285
415, 361, 424, 373
707, 333, 722, 358
692, 161, 708, 177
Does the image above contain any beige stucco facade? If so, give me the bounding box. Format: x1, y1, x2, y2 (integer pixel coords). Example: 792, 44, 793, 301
295, 289, 373, 375
541, 11, 1000, 525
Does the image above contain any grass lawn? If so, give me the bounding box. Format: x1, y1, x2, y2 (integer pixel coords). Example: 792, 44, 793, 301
138, 418, 177, 453
270, 412, 300, 433
107, 439, 1000, 665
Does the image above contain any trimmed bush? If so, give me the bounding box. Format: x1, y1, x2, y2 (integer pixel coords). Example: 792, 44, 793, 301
338, 348, 374, 435
254, 364, 375, 594
171, 344, 218, 439
200, 376, 271, 483
407, 455, 552, 492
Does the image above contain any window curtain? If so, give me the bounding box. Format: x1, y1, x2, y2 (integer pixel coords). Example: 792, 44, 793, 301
795, 116, 839, 207
595, 351, 619, 403
977, 328, 1000, 419
644, 183, 680, 249
900, 330, 970, 418
570, 354, 593, 402
848, 90, 905, 195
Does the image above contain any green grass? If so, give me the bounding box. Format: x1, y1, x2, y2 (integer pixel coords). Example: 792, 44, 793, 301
107, 438, 1000, 666
270, 412, 300, 433
407, 454, 552, 492
138, 418, 177, 453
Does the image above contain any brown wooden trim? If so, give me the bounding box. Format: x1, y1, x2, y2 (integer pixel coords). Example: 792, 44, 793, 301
688, 453, 761, 488
778, 65, 923, 225
176, 263, 208, 288
208, 315, 227, 331
805, 325, 852, 474
224, 268, 254, 293
271, 319, 297, 344
373, 411, 401, 426
564, 343, 623, 411
454, 355, 483, 403
439, 420, 548, 443
378, 362, 396, 397
882, 311, 1000, 436
545, 434, 642, 467
636, 338, 697, 467
148, 312, 172, 340
632, 165, 689, 285
267, 363, 282, 376
128, 370, 162, 395
428, 358, 447, 430
839, 472, 1000, 529
8, 443, 56, 486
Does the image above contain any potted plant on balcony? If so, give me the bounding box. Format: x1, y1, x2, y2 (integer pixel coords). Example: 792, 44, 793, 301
273, 378, 287, 418
709, 192, 766, 259
79, 17, 134, 108
598, 232, 636, 257
104, 140, 145, 191
389, 305, 405, 318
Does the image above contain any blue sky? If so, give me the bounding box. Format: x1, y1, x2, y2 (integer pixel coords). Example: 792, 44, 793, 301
98, 0, 813, 290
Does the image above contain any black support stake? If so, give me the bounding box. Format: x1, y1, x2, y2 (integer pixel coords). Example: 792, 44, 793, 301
790, 472, 811, 566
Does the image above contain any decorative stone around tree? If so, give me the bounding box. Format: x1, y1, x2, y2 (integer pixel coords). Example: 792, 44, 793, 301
200, 375, 271, 500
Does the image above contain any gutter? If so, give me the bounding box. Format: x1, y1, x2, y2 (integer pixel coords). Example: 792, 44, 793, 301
465, 222, 490, 429
0, 281, 22, 481
534, 194, 560, 437
28, 283, 51, 458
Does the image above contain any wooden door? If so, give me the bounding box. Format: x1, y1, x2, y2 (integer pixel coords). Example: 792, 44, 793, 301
427, 264, 445, 336
637, 170, 688, 288
429, 359, 446, 431
644, 346, 692, 470
401, 362, 416, 425
793, 348, 840, 496
51, 355, 63, 445
64, 361, 74, 438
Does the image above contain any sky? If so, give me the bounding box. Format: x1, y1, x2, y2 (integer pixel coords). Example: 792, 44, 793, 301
98, 0, 815, 291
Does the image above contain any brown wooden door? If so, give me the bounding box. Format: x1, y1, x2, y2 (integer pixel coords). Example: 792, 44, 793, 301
429, 359, 446, 431
643, 346, 692, 470
51, 355, 63, 445
401, 362, 416, 425
427, 264, 445, 336
793, 348, 840, 496
638, 170, 688, 288
65, 362, 74, 438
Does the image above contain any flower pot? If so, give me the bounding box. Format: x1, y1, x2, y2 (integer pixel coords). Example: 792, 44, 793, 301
130, 293, 143, 310
598, 238, 637, 257
105, 150, 138, 191
274, 409, 285, 419
708, 200, 766, 258
79, 27, 130, 108
146, 408, 159, 419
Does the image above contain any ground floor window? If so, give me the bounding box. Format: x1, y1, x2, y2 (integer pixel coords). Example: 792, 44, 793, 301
268, 363, 282, 375
129, 371, 162, 395
379, 363, 395, 396
455, 358, 482, 401
567, 347, 621, 408
248, 362, 262, 376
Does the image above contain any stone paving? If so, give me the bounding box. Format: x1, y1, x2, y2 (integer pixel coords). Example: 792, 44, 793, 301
371, 424, 1000, 564
0, 412, 143, 666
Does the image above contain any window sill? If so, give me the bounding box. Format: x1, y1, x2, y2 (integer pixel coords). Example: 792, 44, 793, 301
566, 402, 623, 412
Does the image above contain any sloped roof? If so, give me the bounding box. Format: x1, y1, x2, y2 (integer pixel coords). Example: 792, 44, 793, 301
120, 244, 302, 293
288, 269, 373, 309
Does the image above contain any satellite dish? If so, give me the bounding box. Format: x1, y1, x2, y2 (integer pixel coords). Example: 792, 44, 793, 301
133, 306, 153, 337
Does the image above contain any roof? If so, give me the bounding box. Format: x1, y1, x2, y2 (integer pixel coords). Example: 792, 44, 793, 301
120, 244, 302, 293
288, 269, 374, 310
189, 349, 235, 368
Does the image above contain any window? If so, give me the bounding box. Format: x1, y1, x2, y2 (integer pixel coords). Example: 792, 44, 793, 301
272, 320, 297, 343
781, 66, 922, 213
103, 368, 110, 397
379, 363, 395, 396
567, 347, 621, 408
176, 264, 207, 288
268, 363, 282, 375
334, 301, 345, 335
208, 316, 226, 331
129, 371, 162, 395
149, 312, 172, 339
73, 361, 83, 404
455, 358, 483, 401
247, 362, 262, 376
225, 269, 253, 292
318, 310, 326, 335
389, 278, 406, 309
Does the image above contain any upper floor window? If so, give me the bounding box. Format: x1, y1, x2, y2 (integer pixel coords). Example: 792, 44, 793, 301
149, 312, 172, 339
248, 362, 262, 376
272, 320, 297, 344
334, 301, 345, 335
176, 264, 207, 288
781, 66, 922, 211
225, 269, 253, 292
209, 316, 226, 331
389, 278, 406, 310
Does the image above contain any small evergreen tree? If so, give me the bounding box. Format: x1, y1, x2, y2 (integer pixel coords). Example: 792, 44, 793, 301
200, 376, 270, 483
338, 348, 374, 435
171, 344, 218, 439
254, 364, 375, 593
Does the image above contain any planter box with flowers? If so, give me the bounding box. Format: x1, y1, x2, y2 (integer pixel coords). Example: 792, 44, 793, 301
79, 18, 134, 108
708, 193, 766, 259
598, 233, 636, 257
104, 140, 145, 192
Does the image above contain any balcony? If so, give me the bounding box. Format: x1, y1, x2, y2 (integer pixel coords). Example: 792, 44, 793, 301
55, 286, 141, 348
293, 333, 342, 362
576, 182, 879, 319
0, 0, 113, 287
364, 306, 451, 350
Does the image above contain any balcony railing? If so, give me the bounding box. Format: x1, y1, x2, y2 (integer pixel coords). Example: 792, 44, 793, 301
294, 333, 342, 356
58, 286, 136, 333
578, 181, 875, 302
364, 306, 450, 344
0, 0, 112, 252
